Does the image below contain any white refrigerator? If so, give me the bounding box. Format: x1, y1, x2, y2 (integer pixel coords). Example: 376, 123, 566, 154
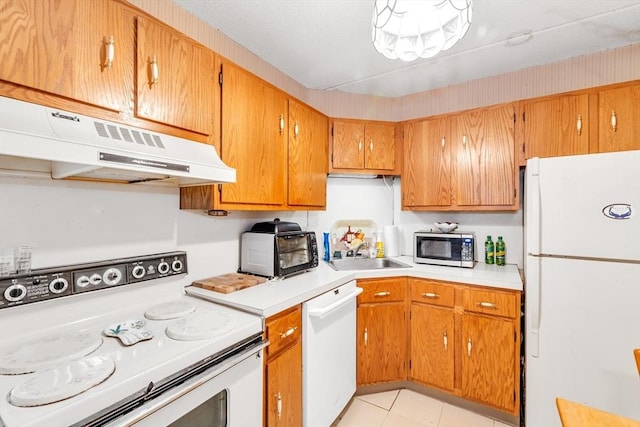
525, 150, 640, 426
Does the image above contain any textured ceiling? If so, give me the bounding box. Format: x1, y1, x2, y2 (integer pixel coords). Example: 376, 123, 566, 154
173, 0, 640, 97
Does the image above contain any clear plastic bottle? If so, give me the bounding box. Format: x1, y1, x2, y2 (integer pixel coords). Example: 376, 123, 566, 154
375, 231, 385, 258
485, 235, 494, 265
496, 236, 506, 266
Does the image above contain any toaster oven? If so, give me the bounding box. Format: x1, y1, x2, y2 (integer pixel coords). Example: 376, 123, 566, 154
240, 219, 318, 278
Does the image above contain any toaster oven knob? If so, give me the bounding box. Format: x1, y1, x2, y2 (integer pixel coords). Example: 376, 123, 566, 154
132, 265, 146, 279
49, 278, 69, 294
4, 284, 27, 302
157, 261, 170, 275
171, 259, 183, 272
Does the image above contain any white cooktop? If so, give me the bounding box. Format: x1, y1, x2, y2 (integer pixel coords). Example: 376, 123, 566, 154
0, 280, 262, 427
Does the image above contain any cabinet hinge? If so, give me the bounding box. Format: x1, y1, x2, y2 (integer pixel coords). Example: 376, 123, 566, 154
218, 183, 223, 195
513, 188, 517, 199
218, 70, 223, 87
330, 126, 334, 137
513, 113, 516, 124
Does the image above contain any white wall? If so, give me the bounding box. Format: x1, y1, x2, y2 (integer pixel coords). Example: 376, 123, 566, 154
0, 172, 524, 281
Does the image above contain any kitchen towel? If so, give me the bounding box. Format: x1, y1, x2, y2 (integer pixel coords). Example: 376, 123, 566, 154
384, 225, 401, 257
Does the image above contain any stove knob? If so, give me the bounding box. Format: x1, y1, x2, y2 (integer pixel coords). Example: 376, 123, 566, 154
89, 274, 102, 285
4, 284, 27, 302
171, 259, 183, 272
76, 275, 91, 288
32, 278, 41, 286
132, 265, 146, 279
157, 262, 170, 275
49, 278, 69, 294
103, 268, 123, 286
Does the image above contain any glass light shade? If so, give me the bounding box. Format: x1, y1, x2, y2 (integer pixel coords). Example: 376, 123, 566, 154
372, 0, 473, 61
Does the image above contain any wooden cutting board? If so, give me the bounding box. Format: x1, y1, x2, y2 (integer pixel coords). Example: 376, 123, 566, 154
192, 273, 267, 294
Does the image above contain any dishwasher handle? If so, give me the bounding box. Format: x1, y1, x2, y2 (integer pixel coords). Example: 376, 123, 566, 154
307, 287, 363, 319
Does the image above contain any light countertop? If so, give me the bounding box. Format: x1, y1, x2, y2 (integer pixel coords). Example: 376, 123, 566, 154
185, 257, 523, 318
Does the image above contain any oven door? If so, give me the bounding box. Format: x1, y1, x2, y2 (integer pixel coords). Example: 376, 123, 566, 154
103, 341, 266, 427
276, 232, 317, 276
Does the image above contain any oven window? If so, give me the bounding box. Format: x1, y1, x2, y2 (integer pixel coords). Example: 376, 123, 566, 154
420, 240, 452, 258
167, 389, 228, 427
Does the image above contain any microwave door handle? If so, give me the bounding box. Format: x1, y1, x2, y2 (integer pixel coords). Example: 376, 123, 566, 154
307, 287, 363, 319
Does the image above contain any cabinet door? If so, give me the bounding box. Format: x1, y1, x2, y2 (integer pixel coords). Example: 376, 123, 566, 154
461, 314, 516, 413
597, 84, 640, 153
410, 303, 454, 391
357, 303, 407, 385
0, 0, 134, 113
288, 100, 328, 207
220, 62, 287, 206
453, 105, 516, 207
364, 123, 395, 170
523, 95, 589, 159
332, 121, 365, 169
402, 118, 451, 207
136, 16, 214, 135
265, 340, 302, 427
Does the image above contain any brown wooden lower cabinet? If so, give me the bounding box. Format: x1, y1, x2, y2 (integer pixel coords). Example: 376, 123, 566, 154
264, 306, 302, 427
356, 278, 408, 386
358, 277, 521, 416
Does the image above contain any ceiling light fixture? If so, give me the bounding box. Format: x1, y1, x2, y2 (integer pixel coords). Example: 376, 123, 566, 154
372, 0, 473, 62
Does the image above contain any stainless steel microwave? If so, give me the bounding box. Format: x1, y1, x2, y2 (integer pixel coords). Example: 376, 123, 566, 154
413, 231, 475, 268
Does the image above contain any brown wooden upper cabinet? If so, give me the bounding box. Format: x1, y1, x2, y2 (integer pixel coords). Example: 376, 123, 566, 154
596, 84, 640, 153
0, 0, 135, 113
218, 61, 288, 207
288, 100, 328, 209
522, 94, 590, 160
0, 0, 214, 136
403, 105, 518, 211
136, 17, 215, 135
330, 120, 397, 174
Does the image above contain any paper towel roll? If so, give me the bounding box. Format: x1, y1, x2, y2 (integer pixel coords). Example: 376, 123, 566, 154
384, 225, 400, 257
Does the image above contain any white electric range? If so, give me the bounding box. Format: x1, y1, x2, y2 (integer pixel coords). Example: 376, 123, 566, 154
0, 252, 265, 427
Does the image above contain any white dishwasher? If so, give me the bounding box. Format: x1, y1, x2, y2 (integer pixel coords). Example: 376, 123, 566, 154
302, 280, 363, 427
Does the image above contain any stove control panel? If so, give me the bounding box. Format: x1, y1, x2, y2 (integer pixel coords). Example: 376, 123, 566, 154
0, 252, 187, 309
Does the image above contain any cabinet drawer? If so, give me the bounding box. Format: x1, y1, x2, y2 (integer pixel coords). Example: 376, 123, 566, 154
462, 288, 518, 319
266, 305, 302, 358
410, 279, 455, 308
358, 278, 407, 304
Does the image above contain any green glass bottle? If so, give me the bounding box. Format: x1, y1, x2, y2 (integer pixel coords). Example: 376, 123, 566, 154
496, 236, 506, 266
484, 236, 494, 265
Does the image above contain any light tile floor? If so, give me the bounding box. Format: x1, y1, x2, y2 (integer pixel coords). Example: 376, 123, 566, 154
333, 389, 514, 427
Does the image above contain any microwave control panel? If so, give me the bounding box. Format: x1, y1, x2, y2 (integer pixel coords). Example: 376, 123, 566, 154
461, 238, 474, 261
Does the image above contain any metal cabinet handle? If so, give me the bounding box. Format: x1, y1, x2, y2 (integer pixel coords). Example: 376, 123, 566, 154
374, 291, 391, 297
103, 35, 115, 69
477, 301, 497, 309
462, 135, 468, 147
443, 331, 448, 350
467, 337, 472, 357
279, 326, 297, 339
279, 114, 285, 134
148, 55, 158, 87
294, 121, 299, 137
441, 137, 446, 148
611, 110, 617, 132
421, 292, 439, 299
364, 327, 368, 346
576, 114, 582, 136
369, 139, 373, 153
358, 140, 362, 152
276, 392, 282, 419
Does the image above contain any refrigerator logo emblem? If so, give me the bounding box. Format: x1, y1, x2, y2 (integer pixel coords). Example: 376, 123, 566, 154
602, 204, 632, 220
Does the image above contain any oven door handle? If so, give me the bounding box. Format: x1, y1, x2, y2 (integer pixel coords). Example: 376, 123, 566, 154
307, 287, 363, 319
103, 338, 268, 427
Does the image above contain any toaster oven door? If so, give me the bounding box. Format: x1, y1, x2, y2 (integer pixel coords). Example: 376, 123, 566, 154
276, 233, 315, 275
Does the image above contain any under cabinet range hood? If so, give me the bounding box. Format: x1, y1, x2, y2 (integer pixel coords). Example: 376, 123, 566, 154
0, 96, 235, 186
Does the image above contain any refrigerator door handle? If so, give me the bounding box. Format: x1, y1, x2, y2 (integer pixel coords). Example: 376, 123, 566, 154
528, 254, 541, 357
526, 158, 541, 256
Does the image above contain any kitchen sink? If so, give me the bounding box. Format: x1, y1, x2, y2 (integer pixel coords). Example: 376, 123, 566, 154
327, 257, 412, 271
